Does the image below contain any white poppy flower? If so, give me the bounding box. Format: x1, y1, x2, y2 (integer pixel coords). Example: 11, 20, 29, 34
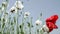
35, 20, 42, 25
2, 2, 7, 10
10, 6, 17, 13
2, 2, 7, 7
24, 12, 30, 18
14, 1, 24, 10
42, 25, 49, 32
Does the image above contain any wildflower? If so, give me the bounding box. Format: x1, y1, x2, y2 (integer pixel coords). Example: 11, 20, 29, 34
35, 20, 42, 26
2, 1, 8, 11
2, 2, 7, 7
24, 12, 30, 18
46, 15, 58, 32
10, 6, 16, 13
42, 25, 49, 32
10, 6, 15, 12
39, 25, 49, 34
14, 1, 24, 10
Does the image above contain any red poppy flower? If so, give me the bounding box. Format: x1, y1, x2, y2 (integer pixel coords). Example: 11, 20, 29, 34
46, 15, 58, 32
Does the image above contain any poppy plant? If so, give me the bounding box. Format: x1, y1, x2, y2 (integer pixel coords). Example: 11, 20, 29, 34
46, 15, 58, 32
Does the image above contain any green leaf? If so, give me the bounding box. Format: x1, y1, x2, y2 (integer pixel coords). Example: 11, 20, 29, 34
11, 22, 13, 25
27, 22, 30, 27
3, 18, 5, 22
14, 17, 16, 23
0, 32, 2, 34
19, 25, 22, 29
0, 18, 1, 21
21, 31, 24, 34
2, 23, 5, 28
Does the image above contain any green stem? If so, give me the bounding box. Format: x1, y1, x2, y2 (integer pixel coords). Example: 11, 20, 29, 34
29, 17, 33, 34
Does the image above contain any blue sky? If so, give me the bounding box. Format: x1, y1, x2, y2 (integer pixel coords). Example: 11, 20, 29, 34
0, 0, 60, 34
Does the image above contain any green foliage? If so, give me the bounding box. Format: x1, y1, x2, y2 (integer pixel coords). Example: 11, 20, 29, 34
0, 32, 2, 34
2, 23, 5, 28
27, 22, 30, 27
0, 0, 47, 34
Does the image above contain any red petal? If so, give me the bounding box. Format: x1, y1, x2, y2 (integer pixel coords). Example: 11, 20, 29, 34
50, 15, 58, 22
46, 15, 58, 24
46, 22, 54, 32
53, 24, 58, 29
45, 15, 58, 32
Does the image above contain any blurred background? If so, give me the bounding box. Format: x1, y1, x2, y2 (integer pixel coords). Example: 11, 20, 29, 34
0, 0, 60, 34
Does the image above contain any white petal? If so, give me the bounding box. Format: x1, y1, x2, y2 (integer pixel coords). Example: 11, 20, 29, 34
15, 1, 24, 10
42, 25, 49, 32
2, 2, 7, 7
10, 6, 18, 14
35, 20, 42, 25
24, 12, 30, 18
10, 6, 15, 10
25, 12, 30, 15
